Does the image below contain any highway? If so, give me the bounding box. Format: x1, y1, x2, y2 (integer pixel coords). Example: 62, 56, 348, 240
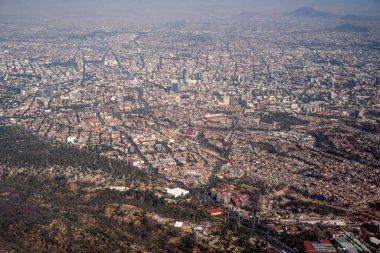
207, 118, 237, 189
198, 188, 298, 253
226, 208, 298, 253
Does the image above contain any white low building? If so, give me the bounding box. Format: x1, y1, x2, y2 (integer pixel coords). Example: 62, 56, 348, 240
166, 187, 189, 198
174, 221, 183, 228
67, 136, 76, 143
107, 186, 129, 191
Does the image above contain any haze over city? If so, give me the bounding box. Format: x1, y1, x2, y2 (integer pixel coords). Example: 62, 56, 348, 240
0, 0, 379, 253
1, 0, 380, 24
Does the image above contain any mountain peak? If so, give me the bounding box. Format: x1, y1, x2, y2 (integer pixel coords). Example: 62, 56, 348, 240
288, 7, 334, 18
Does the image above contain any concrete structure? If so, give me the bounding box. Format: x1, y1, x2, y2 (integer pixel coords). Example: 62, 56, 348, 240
166, 187, 189, 198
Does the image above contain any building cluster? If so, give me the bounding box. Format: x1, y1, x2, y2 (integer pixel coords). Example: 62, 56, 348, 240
210, 183, 250, 208
0, 14, 379, 252
304, 229, 373, 253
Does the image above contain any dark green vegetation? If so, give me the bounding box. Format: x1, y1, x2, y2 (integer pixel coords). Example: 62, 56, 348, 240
369, 201, 380, 211
277, 225, 323, 252
280, 197, 346, 216
0, 176, 190, 253
313, 129, 380, 165
260, 112, 309, 129
0, 124, 272, 253
218, 221, 278, 253
0, 125, 210, 252
0, 125, 144, 177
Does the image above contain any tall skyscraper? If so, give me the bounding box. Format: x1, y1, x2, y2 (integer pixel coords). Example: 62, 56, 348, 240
172, 82, 179, 93
243, 90, 252, 107
182, 68, 187, 83
205, 50, 209, 70
18, 82, 25, 92
46, 86, 54, 98
159, 55, 163, 69
376, 74, 380, 86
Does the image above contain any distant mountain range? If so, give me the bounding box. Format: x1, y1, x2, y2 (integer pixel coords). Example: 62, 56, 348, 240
330, 23, 369, 32
164, 19, 187, 29
340, 14, 380, 21
287, 7, 380, 22
237, 11, 260, 18
235, 11, 261, 21
288, 7, 334, 18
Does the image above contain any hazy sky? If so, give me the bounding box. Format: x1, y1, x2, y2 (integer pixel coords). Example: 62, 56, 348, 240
0, 0, 379, 25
